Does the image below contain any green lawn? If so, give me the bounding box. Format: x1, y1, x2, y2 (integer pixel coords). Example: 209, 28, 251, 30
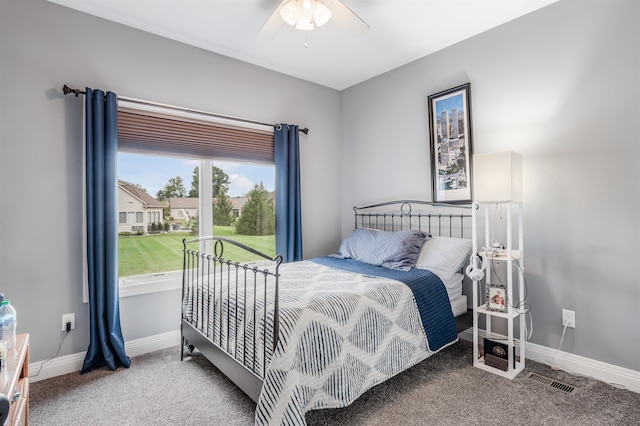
118, 226, 276, 277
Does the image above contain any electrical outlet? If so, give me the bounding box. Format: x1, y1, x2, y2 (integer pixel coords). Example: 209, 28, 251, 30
562, 309, 575, 328
62, 313, 76, 331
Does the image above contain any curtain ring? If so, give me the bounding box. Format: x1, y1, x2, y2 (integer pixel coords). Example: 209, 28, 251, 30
275, 124, 282, 130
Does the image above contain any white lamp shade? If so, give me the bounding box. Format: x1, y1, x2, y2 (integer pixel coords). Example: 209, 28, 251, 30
473, 151, 522, 203
280, 1, 299, 25
313, 2, 332, 26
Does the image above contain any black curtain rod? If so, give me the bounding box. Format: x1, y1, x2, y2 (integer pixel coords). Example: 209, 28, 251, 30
62, 85, 309, 135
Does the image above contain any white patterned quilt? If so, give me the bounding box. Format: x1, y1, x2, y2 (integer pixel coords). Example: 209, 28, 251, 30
249, 260, 457, 425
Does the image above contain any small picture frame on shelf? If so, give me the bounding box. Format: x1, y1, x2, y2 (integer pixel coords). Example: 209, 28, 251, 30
487, 285, 507, 312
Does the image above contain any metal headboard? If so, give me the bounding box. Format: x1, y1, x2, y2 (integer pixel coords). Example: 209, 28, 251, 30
353, 200, 473, 238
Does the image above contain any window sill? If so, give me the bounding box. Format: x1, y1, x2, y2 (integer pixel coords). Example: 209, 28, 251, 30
119, 271, 182, 298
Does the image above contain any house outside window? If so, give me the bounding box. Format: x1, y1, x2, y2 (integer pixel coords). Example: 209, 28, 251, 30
118, 180, 166, 235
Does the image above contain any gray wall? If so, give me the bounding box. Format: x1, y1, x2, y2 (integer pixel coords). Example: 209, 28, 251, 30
0, 0, 343, 362
342, 0, 639, 371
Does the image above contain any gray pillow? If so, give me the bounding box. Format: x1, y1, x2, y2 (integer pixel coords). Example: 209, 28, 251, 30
332, 228, 429, 271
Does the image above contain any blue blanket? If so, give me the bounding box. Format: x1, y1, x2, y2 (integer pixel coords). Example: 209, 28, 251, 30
310, 257, 457, 352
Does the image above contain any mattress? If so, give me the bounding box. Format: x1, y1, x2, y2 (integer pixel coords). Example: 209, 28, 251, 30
442, 272, 464, 301
450, 294, 467, 317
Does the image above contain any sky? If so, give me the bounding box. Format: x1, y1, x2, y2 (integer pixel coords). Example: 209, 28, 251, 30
435, 92, 464, 116
118, 152, 275, 198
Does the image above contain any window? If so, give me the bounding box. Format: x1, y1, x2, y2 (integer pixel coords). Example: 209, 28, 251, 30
127, 212, 135, 224
119, 212, 127, 224
147, 211, 159, 224
116, 99, 276, 297
118, 153, 275, 296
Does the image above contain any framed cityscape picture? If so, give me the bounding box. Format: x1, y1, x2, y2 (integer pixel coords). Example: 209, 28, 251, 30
427, 83, 473, 203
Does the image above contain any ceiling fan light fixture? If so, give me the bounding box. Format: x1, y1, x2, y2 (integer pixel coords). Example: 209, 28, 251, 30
258, 0, 368, 39
279, 0, 332, 31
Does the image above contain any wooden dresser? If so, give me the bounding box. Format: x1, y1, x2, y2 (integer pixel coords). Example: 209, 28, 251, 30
0, 334, 29, 426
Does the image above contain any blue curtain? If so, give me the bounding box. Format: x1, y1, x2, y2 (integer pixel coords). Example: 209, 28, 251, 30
82, 88, 130, 374
274, 124, 303, 262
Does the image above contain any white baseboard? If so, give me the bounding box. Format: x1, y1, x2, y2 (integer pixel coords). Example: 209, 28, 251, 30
124, 330, 182, 357
458, 328, 640, 394
29, 328, 640, 395
29, 330, 181, 383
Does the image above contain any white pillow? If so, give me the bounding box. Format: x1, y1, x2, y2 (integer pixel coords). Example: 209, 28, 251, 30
415, 236, 472, 280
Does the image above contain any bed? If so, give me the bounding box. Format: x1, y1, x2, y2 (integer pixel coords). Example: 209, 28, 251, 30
181, 200, 472, 425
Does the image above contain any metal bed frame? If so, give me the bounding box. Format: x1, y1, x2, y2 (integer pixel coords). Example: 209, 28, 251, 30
180, 200, 472, 403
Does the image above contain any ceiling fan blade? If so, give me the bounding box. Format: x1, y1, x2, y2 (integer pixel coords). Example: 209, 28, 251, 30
256, 0, 288, 39
323, 0, 370, 34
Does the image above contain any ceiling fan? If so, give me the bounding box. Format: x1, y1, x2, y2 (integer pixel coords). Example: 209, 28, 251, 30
257, 0, 369, 38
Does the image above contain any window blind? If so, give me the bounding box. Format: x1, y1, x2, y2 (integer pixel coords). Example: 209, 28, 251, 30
117, 107, 275, 164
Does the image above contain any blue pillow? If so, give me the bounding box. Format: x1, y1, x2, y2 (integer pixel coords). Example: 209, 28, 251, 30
332, 228, 429, 271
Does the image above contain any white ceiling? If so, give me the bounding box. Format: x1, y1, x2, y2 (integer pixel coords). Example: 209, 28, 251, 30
48, 0, 558, 91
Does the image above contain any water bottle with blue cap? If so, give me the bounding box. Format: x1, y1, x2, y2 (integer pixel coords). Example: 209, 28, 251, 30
0, 293, 17, 349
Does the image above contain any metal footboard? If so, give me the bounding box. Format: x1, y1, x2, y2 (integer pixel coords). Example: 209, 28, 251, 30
181, 236, 282, 402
